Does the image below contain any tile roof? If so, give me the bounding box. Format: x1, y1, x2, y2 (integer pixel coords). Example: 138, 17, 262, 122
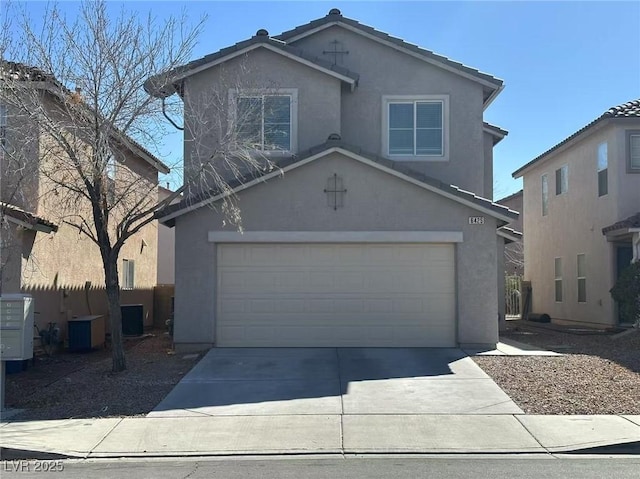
144, 34, 359, 98
0, 202, 58, 233
274, 8, 503, 103
1, 61, 169, 174
158, 139, 518, 226
483, 122, 508, 145
602, 212, 640, 235
513, 99, 640, 178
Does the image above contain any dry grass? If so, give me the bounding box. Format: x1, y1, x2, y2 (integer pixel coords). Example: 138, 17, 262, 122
474, 322, 640, 415
5, 331, 201, 421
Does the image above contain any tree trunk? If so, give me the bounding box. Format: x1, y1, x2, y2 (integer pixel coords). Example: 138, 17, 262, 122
104, 255, 126, 372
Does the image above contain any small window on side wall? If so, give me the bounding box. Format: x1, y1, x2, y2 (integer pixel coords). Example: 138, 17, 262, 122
577, 254, 586, 303
597, 143, 608, 196
122, 259, 135, 290
541, 174, 548, 216
554, 257, 563, 302
629, 133, 640, 172
555, 165, 568, 195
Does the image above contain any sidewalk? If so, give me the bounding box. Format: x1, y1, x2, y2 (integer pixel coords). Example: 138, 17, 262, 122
1, 414, 639, 458
2, 340, 639, 459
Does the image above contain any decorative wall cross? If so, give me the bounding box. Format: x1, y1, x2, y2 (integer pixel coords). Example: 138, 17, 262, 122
323, 40, 349, 65
324, 173, 347, 210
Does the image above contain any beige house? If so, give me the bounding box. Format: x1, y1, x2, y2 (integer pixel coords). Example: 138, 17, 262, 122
0, 64, 169, 341
147, 9, 517, 351
513, 99, 640, 327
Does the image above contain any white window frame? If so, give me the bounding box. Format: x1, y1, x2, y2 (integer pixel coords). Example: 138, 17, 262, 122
555, 164, 568, 195
229, 88, 298, 155
541, 173, 548, 216
577, 254, 586, 303
597, 142, 608, 197
554, 257, 563, 302
382, 95, 449, 161
122, 259, 135, 290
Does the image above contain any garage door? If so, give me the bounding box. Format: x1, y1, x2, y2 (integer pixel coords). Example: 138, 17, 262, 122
216, 243, 456, 347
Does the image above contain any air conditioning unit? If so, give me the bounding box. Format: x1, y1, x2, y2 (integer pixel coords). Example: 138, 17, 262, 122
121, 304, 144, 336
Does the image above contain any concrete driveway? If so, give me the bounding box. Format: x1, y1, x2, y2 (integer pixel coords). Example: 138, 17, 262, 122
149, 348, 523, 417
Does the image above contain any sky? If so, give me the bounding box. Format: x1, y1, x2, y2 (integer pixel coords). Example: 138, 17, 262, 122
15, 1, 640, 199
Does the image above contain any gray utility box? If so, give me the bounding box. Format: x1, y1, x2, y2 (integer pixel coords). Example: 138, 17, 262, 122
0, 294, 34, 360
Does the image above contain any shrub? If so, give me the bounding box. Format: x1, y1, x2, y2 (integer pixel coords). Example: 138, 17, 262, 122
610, 261, 640, 325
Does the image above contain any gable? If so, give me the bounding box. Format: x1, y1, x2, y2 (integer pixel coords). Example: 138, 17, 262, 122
159, 145, 516, 226
275, 10, 502, 106
177, 151, 499, 233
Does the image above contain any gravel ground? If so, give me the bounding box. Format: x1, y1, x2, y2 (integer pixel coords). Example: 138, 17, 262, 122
4, 331, 201, 421
473, 322, 640, 415
5, 323, 638, 419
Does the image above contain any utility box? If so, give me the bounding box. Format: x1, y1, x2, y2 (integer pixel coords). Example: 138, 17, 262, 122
0, 294, 34, 360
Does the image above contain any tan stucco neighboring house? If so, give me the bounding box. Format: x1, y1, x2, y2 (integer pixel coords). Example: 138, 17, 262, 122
147, 8, 517, 351
513, 99, 640, 328
0, 63, 169, 341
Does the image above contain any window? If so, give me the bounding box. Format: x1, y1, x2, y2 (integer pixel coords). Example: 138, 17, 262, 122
554, 257, 563, 302
629, 133, 640, 172
234, 92, 295, 152
383, 95, 448, 160
0, 104, 6, 147
597, 142, 608, 196
122, 259, 135, 290
577, 254, 586, 303
555, 165, 568, 195
541, 174, 549, 216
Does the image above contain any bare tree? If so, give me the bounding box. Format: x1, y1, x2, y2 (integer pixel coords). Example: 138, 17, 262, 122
0, 0, 206, 371
1, 1, 286, 371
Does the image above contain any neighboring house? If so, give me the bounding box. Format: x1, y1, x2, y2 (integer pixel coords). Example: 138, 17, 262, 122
497, 189, 523, 276
0, 63, 168, 341
147, 9, 517, 350
512, 99, 640, 328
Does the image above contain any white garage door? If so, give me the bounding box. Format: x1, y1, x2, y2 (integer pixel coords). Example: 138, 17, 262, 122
216, 243, 456, 347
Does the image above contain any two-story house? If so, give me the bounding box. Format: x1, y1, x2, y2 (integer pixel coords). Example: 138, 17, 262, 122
1, 62, 168, 341
146, 9, 517, 351
512, 99, 640, 328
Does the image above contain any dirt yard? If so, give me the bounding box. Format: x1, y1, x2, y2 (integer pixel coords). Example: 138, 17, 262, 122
4, 331, 201, 421
474, 321, 640, 415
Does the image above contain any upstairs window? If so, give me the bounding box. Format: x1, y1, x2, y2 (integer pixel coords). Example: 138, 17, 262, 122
541, 174, 548, 216
597, 142, 608, 196
629, 133, 640, 172
555, 165, 568, 195
235, 92, 295, 152
383, 95, 448, 160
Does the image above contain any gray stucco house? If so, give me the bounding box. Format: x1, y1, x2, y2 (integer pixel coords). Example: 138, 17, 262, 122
513, 99, 640, 328
147, 9, 517, 351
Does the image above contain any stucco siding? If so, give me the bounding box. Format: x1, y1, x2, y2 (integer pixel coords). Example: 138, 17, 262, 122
289, 26, 488, 196
182, 48, 342, 185
172, 152, 499, 349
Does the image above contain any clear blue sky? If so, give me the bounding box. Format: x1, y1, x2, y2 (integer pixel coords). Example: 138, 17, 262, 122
19, 1, 640, 198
